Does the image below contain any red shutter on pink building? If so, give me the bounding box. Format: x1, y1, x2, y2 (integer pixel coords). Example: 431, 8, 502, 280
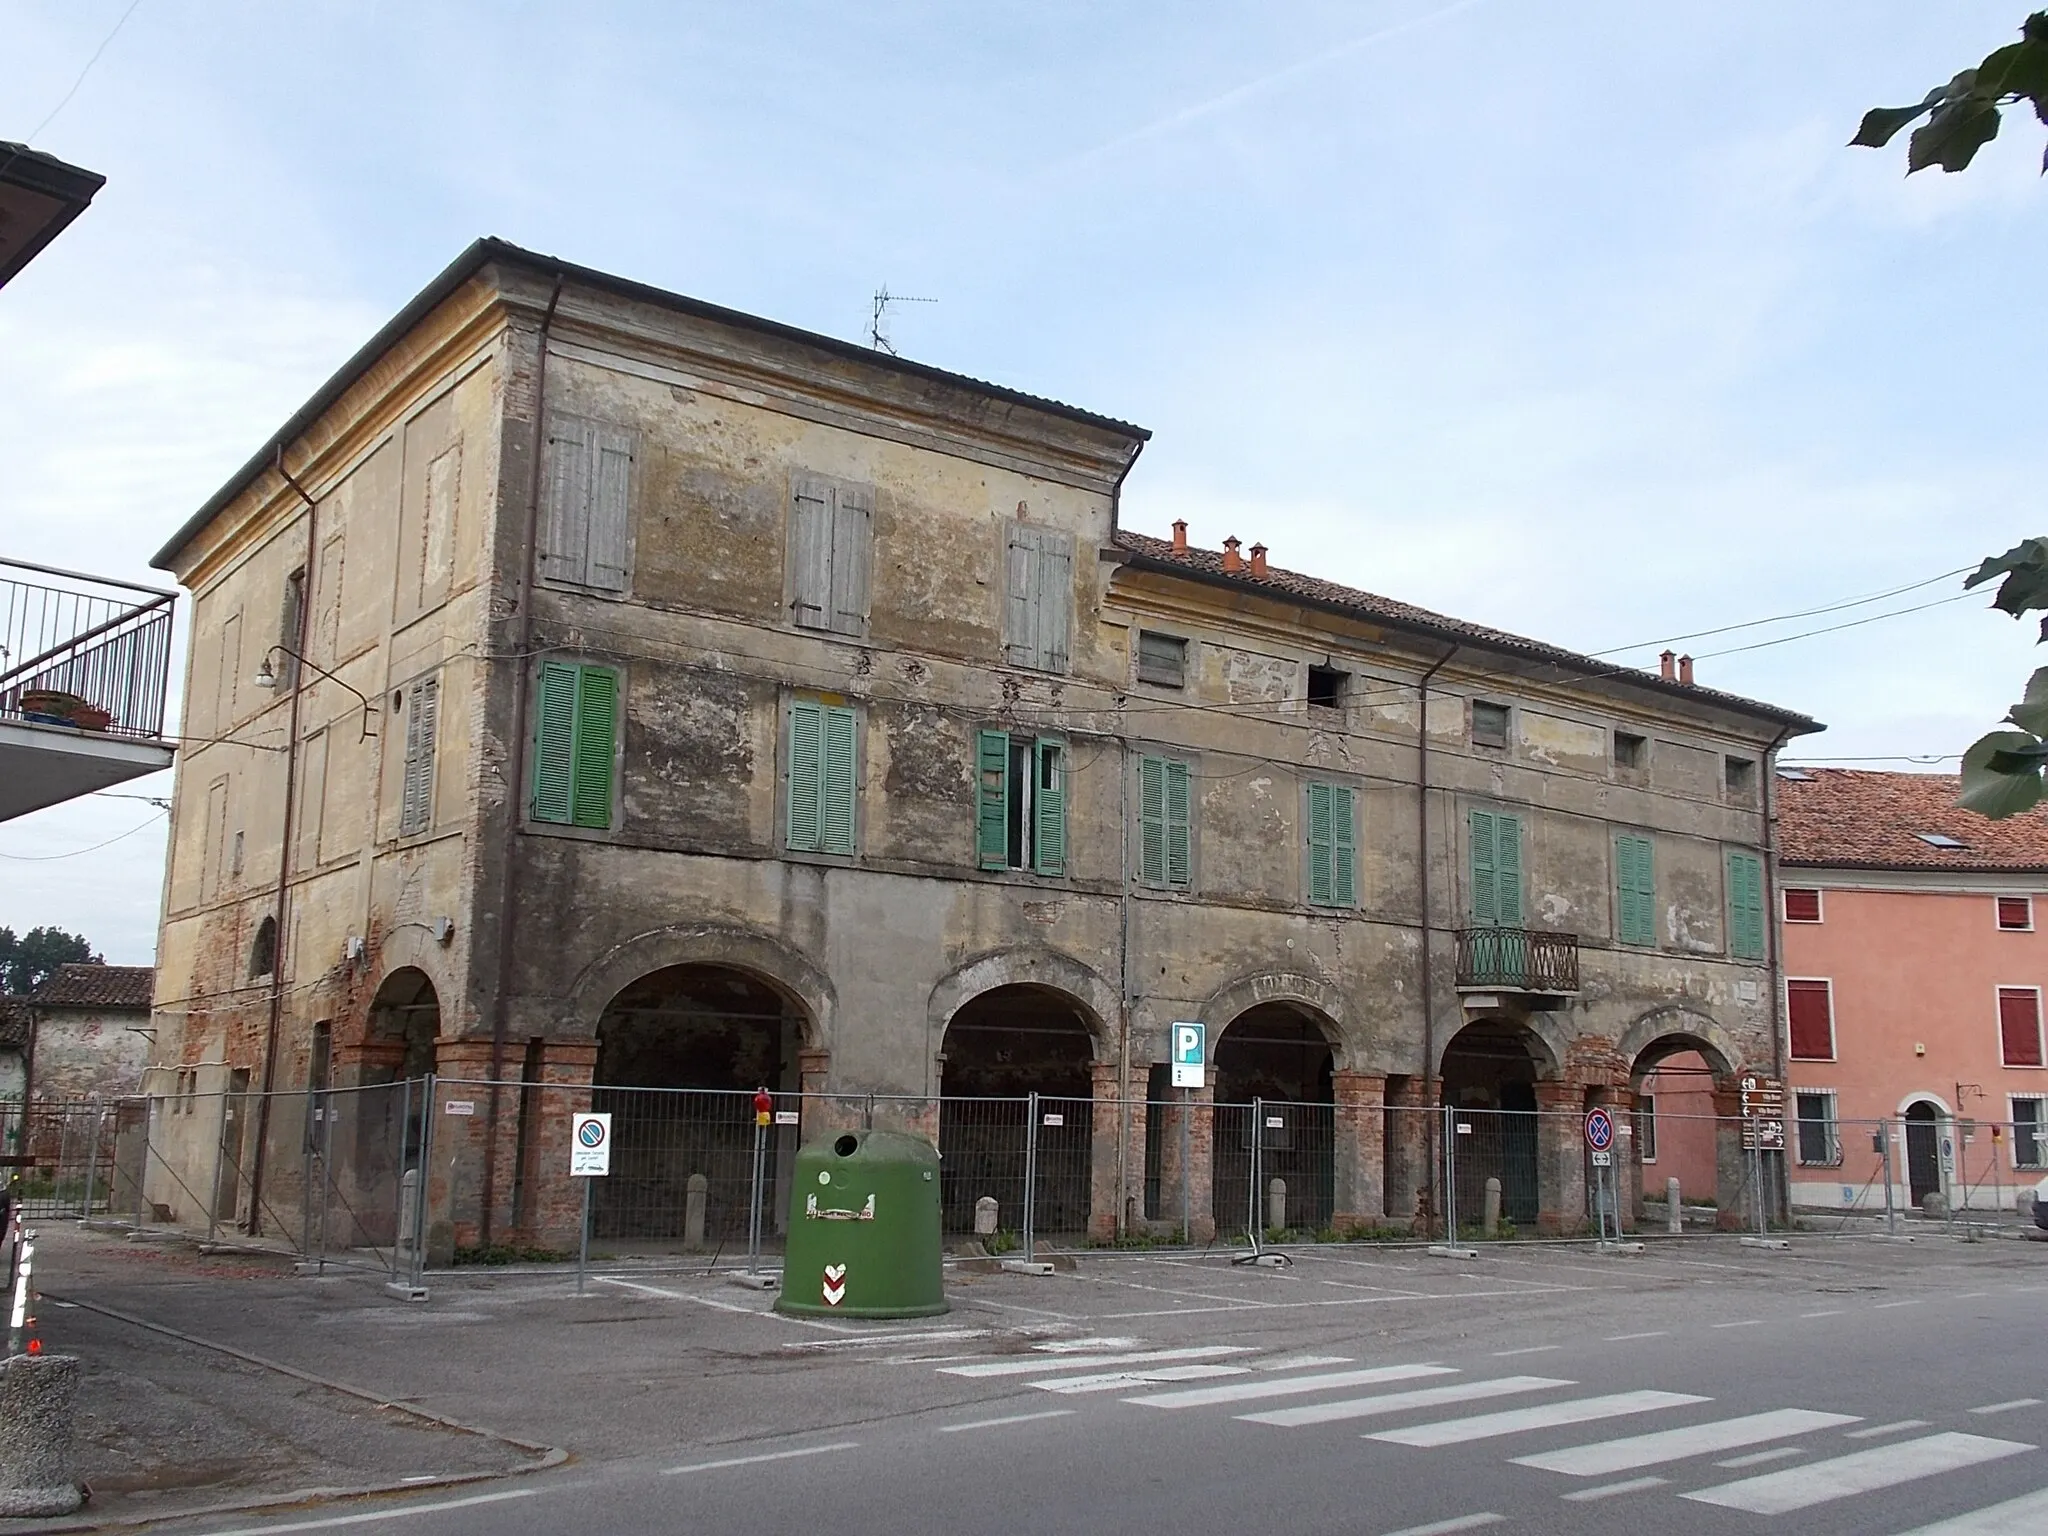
1998, 896, 2032, 931
1783, 888, 1822, 922
1787, 980, 1834, 1060
2000, 988, 2044, 1068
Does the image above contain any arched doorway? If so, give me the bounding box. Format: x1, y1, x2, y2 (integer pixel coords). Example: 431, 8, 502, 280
1441, 1018, 1551, 1228
351, 968, 442, 1243
937, 985, 1096, 1238
1904, 1100, 1944, 1208
1212, 1004, 1335, 1237
592, 964, 809, 1244
1628, 1033, 1734, 1220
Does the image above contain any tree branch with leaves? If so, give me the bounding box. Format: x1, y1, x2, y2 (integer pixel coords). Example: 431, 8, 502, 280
1852, 11, 2048, 173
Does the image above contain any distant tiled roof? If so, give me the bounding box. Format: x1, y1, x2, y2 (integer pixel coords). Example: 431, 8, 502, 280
1112, 531, 1819, 730
1778, 768, 2048, 871
29, 964, 154, 1012
0, 998, 27, 1050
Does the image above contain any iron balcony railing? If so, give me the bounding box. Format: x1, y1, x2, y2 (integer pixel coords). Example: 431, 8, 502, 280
0, 557, 175, 741
1454, 926, 1580, 992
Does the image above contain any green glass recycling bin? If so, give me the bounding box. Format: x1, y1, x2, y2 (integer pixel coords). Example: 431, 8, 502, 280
775, 1128, 948, 1318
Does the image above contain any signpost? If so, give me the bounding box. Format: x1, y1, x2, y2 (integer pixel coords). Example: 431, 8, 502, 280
1584, 1109, 1616, 1244
1171, 1023, 1205, 1242
571, 1111, 611, 1295
1739, 1075, 1784, 1240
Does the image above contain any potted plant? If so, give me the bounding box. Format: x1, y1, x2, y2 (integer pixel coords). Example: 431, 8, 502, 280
19, 689, 85, 726
69, 704, 112, 731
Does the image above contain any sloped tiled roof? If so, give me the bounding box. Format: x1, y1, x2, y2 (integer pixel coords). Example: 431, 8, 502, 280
0, 997, 28, 1050
1112, 531, 1819, 730
29, 964, 154, 1012
1777, 768, 2048, 871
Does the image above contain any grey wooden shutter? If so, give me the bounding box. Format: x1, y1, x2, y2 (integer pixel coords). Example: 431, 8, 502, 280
400, 676, 438, 836
1005, 525, 1038, 666
587, 426, 634, 592
539, 415, 592, 585
791, 475, 833, 629
829, 483, 872, 636
1035, 529, 1073, 672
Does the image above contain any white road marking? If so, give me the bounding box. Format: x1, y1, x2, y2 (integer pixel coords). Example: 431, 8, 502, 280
1491, 1344, 1561, 1357
1371, 1390, 1707, 1448
1604, 1331, 1667, 1341
1254, 1354, 1354, 1371
194, 1488, 545, 1534
1034, 1364, 1250, 1394
1890, 1487, 2048, 1533
1874, 1299, 1923, 1310
1801, 1309, 1845, 1319
784, 1329, 989, 1350
665, 1441, 861, 1476
596, 1276, 847, 1331
1561, 1476, 1667, 1502
1128, 1363, 1454, 1410
1034, 1336, 1141, 1352
1091, 1285, 1580, 1322
1683, 1433, 2029, 1515
1711, 1319, 1762, 1329
1513, 1409, 1858, 1477
1954, 1292, 1989, 1300
1716, 1446, 1805, 1469
1844, 1418, 1931, 1439
941, 1345, 1249, 1378
1378, 1516, 1504, 1536
1243, 1376, 1572, 1429
937, 1409, 1075, 1433
1969, 1398, 2043, 1415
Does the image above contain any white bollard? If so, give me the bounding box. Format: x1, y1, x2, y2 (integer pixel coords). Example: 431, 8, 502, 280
1482, 1177, 1501, 1238
1266, 1178, 1287, 1233
1667, 1177, 1682, 1235
974, 1196, 999, 1237
684, 1172, 709, 1249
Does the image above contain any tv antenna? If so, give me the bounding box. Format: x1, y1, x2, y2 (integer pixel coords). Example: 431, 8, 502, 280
870, 285, 936, 355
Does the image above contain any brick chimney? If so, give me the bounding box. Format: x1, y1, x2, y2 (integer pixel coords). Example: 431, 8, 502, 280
1678, 654, 1694, 686
1249, 543, 1268, 577
1221, 536, 1243, 573
1659, 650, 1676, 681
1171, 519, 1188, 554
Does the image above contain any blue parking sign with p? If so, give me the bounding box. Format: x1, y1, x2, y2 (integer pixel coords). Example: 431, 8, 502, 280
1171, 1022, 1206, 1089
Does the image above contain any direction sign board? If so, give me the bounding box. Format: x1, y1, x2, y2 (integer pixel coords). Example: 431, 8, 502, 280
570, 1112, 612, 1177
1171, 1021, 1206, 1090
1739, 1073, 1787, 1150
1584, 1108, 1614, 1153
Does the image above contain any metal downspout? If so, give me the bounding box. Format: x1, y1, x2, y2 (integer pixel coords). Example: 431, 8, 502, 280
1416, 645, 1457, 1235
1761, 723, 1794, 1225
1108, 438, 1145, 1239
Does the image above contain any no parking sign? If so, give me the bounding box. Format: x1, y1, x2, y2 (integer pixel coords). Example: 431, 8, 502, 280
1584, 1107, 1614, 1160
571, 1112, 612, 1177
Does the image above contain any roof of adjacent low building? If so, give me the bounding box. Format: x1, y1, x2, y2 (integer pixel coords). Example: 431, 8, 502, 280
29, 964, 154, 1012
1112, 531, 1819, 730
0, 141, 104, 290
1777, 768, 2048, 871
0, 997, 28, 1051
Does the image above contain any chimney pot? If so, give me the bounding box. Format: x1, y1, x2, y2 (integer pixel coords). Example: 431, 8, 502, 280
1171, 519, 1188, 553
1659, 649, 1676, 682
1221, 536, 1243, 573
1678, 654, 1694, 686
1249, 543, 1268, 577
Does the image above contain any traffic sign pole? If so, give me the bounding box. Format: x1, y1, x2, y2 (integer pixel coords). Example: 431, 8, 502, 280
578, 1175, 591, 1296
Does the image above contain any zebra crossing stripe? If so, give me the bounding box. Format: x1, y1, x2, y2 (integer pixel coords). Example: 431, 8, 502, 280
1512, 1408, 1860, 1477
1034, 1364, 1250, 1394
1241, 1376, 1571, 1429
939, 1346, 1250, 1378
1887, 1486, 2048, 1534
1369, 1390, 1707, 1448
1682, 1433, 2030, 1516
1126, 1363, 1455, 1410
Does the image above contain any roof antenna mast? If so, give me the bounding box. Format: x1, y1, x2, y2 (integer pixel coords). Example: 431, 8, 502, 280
870, 285, 937, 355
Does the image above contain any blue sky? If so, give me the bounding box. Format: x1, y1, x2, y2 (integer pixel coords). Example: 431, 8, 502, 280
2, 1, 2043, 963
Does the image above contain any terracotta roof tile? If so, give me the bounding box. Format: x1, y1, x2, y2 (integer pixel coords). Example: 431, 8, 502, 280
28, 964, 154, 1012
1777, 768, 2048, 870
0, 997, 28, 1050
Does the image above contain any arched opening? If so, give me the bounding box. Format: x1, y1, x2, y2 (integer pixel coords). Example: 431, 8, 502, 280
1441, 1018, 1551, 1228
367, 967, 440, 1081
937, 985, 1096, 1238
249, 915, 278, 979
592, 964, 809, 1245
1904, 1100, 1944, 1208
1212, 1003, 1336, 1237
1629, 1037, 1729, 1211
354, 968, 442, 1240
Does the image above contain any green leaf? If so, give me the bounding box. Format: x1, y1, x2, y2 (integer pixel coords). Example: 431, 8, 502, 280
2010, 668, 2048, 736
1851, 101, 1936, 148
1965, 538, 2048, 590
1966, 538, 2048, 616
1959, 729, 2048, 818
1908, 99, 2003, 173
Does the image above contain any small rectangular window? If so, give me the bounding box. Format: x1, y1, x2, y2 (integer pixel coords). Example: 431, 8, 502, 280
2014, 1098, 2046, 1170
1470, 701, 1509, 749
398, 675, 440, 837
1795, 1091, 1839, 1166
1307, 666, 1348, 710
1635, 1095, 1657, 1163
1305, 782, 1357, 907
1136, 631, 1187, 688
1725, 757, 1757, 799
1787, 978, 1834, 1060
1613, 731, 1646, 770
1615, 833, 1655, 946
786, 700, 857, 855
2000, 986, 2044, 1068
1138, 755, 1192, 889
531, 662, 620, 829
1004, 522, 1074, 673
975, 729, 1065, 875
1998, 896, 2034, 931
540, 415, 635, 593
789, 473, 873, 636
1783, 887, 1823, 923
1727, 851, 1766, 960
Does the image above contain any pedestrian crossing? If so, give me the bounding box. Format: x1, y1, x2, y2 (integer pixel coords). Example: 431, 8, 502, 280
921, 1338, 2047, 1529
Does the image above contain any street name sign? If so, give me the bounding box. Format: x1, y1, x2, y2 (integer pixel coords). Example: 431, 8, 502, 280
571, 1112, 612, 1177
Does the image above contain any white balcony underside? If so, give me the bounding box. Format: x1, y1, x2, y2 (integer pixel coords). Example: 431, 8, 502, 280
0, 718, 174, 822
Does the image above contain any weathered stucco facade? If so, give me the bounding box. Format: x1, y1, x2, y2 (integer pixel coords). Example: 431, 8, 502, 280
144, 240, 1817, 1254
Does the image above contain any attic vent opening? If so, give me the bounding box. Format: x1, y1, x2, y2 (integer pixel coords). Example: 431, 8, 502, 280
1307, 666, 1347, 710
1915, 833, 1969, 850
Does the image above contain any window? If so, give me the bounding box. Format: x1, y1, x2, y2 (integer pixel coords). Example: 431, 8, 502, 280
1615, 833, 1655, 946
1783, 887, 1823, 923
788, 473, 872, 635
1470, 700, 1509, 749
785, 700, 857, 855
1468, 809, 1524, 926
1727, 850, 1766, 960
278, 568, 306, 686
1138, 755, 1192, 889
249, 915, 278, 979
1613, 731, 1646, 770
2014, 1098, 2046, 1169
1998, 895, 2034, 932
1635, 1095, 1658, 1163
1795, 1091, 1839, 1166
1725, 756, 1757, 800
531, 662, 620, 829
538, 414, 634, 592
975, 731, 1065, 875
1004, 522, 1074, 673
1305, 782, 1357, 907
2000, 986, 2045, 1068
1307, 666, 1348, 710
1136, 631, 1187, 688
398, 674, 440, 837
1787, 978, 1834, 1060
1916, 832, 1968, 850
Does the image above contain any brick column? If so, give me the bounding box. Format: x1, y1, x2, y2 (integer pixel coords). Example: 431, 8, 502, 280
1383, 1075, 1431, 1231
1589, 1084, 1634, 1234
1332, 1071, 1387, 1233
1155, 1084, 1217, 1242
1533, 1080, 1588, 1235
1088, 1062, 1121, 1242
1124, 1093, 1149, 1236
1711, 1084, 1749, 1231
521, 1040, 598, 1251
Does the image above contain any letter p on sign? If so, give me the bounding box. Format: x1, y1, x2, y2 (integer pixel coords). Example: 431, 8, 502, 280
1171, 1021, 1206, 1090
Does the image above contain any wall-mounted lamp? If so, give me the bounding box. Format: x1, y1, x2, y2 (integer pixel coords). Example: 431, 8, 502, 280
254, 645, 378, 739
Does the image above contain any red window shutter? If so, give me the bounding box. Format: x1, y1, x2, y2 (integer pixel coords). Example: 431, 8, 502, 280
1998, 896, 2032, 931
1787, 980, 1834, 1060
1784, 888, 1822, 923
2001, 988, 2044, 1068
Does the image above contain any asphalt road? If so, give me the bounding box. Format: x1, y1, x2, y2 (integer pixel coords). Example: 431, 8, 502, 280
50, 1230, 2048, 1536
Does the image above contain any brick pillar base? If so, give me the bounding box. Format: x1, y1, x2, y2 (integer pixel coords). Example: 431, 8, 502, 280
1087, 1063, 1121, 1242
1534, 1080, 1588, 1236
1712, 1085, 1749, 1230
1383, 1075, 1430, 1232
1155, 1086, 1217, 1242
1332, 1071, 1387, 1233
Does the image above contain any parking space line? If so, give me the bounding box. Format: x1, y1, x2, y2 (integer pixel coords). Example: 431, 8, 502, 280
1873, 1299, 1922, 1310
193, 1488, 549, 1535
1844, 1419, 1931, 1439
1379, 1512, 1504, 1535
665, 1442, 861, 1476
1562, 1476, 1668, 1501
1604, 1331, 1667, 1342
1968, 1398, 2042, 1415
937, 1410, 1074, 1433
1800, 1309, 1844, 1319
1492, 1345, 1561, 1357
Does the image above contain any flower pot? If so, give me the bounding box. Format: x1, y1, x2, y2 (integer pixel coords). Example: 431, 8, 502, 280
68, 706, 112, 732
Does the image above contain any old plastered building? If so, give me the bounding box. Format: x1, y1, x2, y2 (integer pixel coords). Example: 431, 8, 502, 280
143, 239, 1818, 1252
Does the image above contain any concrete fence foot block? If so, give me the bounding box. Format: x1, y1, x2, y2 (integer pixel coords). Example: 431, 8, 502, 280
0, 1354, 82, 1517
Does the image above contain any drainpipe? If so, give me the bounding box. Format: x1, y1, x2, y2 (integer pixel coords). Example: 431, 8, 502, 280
479, 273, 565, 1245
1416, 645, 1457, 1233
1107, 438, 1144, 1239
1760, 723, 1794, 1225
246, 447, 318, 1233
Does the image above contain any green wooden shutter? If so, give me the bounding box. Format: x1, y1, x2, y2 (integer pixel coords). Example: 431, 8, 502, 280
570, 667, 617, 828
1306, 782, 1334, 906
1469, 809, 1498, 925
1139, 756, 1166, 885
1033, 738, 1065, 876
787, 702, 823, 850
977, 730, 1010, 870
820, 705, 856, 853
531, 661, 578, 824
1617, 833, 1655, 946
1331, 786, 1356, 908
1165, 759, 1191, 888
1728, 851, 1765, 959
1496, 814, 1523, 926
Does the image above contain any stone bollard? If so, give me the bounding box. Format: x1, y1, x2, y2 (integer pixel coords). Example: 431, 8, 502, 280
973, 1196, 999, 1237
1266, 1178, 1286, 1233
1667, 1177, 1683, 1235
0, 1354, 82, 1516
684, 1173, 709, 1250
1922, 1191, 1948, 1221
396, 1168, 419, 1261
1482, 1177, 1501, 1238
